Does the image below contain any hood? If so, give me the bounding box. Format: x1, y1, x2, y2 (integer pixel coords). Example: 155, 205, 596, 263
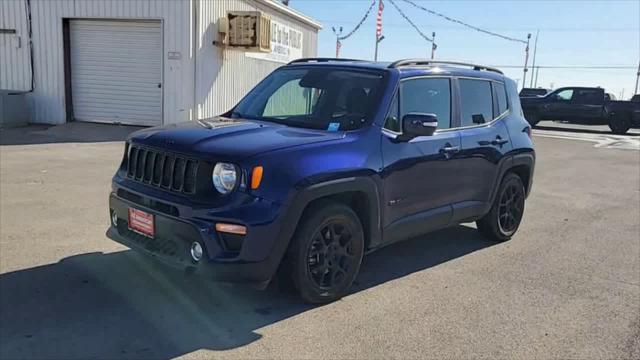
128, 117, 346, 160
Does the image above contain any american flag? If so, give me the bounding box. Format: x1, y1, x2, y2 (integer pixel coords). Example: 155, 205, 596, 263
376, 0, 384, 39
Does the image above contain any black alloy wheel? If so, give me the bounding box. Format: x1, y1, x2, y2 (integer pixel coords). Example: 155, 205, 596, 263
287, 202, 364, 304
307, 220, 358, 290
477, 173, 526, 241
497, 180, 525, 235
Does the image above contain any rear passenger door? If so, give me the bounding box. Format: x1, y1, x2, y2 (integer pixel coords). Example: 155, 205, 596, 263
572, 88, 605, 122
452, 78, 512, 222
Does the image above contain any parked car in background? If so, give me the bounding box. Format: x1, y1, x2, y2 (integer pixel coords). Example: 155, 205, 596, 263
519, 88, 550, 97
107, 59, 535, 303
631, 94, 640, 102
521, 87, 640, 134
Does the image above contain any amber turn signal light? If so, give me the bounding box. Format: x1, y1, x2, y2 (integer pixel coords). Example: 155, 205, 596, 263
251, 166, 263, 190
215, 223, 247, 235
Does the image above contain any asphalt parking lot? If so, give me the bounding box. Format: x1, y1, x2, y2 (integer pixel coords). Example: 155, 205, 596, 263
1, 121, 639, 359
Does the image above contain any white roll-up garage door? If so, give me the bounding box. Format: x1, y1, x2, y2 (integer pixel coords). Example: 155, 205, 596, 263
70, 20, 162, 126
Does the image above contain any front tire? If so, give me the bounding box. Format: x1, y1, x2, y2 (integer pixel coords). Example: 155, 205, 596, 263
288, 202, 365, 304
477, 173, 526, 241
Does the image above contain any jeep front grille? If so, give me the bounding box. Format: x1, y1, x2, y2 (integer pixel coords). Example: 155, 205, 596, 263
126, 145, 199, 194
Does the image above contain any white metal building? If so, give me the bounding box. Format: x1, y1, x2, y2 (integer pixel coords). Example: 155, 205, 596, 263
0, 0, 321, 126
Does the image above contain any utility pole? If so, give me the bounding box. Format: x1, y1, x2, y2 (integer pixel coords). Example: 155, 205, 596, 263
635, 60, 640, 95
431, 32, 436, 59
522, 33, 531, 90
529, 30, 539, 88
534, 66, 540, 88
332, 26, 343, 58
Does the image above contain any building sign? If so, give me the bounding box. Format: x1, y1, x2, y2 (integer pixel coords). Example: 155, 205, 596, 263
246, 20, 303, 64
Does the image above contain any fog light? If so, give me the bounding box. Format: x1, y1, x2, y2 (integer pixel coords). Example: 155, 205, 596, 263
190, 242, 203, 262
110, 210, 118, 227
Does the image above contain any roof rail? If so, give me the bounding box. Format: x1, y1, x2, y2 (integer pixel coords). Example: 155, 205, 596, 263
388, 59, 504, 75
288, 58, 364, 65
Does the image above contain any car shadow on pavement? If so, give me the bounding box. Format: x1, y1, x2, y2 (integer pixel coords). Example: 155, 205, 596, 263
0, 225, 494, 359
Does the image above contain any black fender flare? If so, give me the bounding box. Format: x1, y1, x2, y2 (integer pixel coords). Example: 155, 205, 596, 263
277, 176, 382, 257
483, 151, 535, 214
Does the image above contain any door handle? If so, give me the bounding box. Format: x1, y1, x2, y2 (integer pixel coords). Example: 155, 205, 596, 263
439, 144, 460, 153
478, 137, 509, 147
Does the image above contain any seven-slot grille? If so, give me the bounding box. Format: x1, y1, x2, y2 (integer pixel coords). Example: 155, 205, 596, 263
126, 145, 198, 194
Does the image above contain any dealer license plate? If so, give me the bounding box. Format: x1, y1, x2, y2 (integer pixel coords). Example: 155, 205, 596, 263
128, 208, 155, 238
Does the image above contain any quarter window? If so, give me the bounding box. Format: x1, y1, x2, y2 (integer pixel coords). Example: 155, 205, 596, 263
459, 79, 493, 126
400, 78, 452, 129
493, 82, 509, 116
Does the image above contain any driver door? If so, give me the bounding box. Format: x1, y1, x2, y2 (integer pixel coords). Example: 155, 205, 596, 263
541, 88, 574, 120
380, 77, 462, 244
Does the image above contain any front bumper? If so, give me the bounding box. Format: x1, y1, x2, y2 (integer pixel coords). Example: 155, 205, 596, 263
107, 189, 292, 286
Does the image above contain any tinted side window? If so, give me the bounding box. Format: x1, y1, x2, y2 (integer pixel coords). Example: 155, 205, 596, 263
575, 89, 602, 104
493, 82, 508, 116
459, 79, 493, 126
401, 78, 451, 129
383, 93, 400, 132
555, 89, 573, 101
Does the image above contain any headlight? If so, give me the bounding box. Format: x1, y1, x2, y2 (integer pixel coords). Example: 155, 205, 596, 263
212, 163, 238, 194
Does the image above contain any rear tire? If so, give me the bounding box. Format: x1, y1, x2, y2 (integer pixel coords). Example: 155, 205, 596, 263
287, 202, 365, 304
608, 114, 631, 135
525, 112, 540, 127
477, 173, 526, 242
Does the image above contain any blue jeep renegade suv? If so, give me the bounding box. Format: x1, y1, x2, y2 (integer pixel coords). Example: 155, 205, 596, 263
107, 58, 535, 304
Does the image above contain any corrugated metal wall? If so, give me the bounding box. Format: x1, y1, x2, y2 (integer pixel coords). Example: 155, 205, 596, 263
26, 0, 195, 124
0, 0, 33, 92
195, 0, 318, 119
20, 0, 318, 125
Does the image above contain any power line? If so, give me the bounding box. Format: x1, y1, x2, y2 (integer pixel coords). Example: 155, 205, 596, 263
387, 0, 434, 42
337, 0, 377, 40
399, 0, 527, 44
316, 20, 638, 32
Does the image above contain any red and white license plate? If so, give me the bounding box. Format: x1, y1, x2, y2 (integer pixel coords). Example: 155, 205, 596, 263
128, 208, 155, 238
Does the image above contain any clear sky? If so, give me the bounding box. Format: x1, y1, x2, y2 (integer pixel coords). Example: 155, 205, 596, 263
289, 0, 640, 99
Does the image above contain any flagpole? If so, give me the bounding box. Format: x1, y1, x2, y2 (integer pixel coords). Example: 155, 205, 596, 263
374, 0, 383, 61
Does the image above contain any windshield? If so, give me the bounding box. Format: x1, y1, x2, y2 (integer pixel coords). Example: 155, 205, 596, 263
231, 67, 386, 131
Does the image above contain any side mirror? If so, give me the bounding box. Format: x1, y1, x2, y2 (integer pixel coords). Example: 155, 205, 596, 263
402, 113, 438, 138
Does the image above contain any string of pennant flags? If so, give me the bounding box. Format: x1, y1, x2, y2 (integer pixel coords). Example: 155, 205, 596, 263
333, 0, 529, 58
